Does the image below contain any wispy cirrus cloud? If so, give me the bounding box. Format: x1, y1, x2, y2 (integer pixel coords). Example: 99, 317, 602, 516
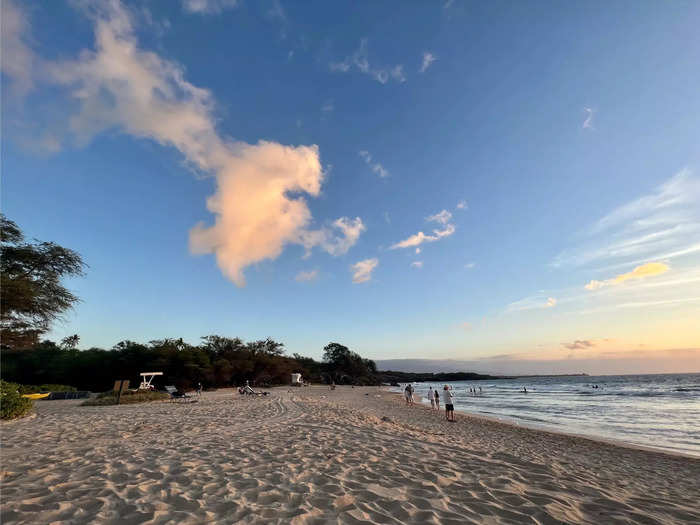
553, 169, 700, 269
456, 200, 468, 210
390, 225, 455, 249
182, 0, 239, 14
351, 258, 378, 283
506, 169, 700, 316
426, 209, 452, 225
330, 39, 405, 84
419, 52, 436, 73
410, 261, 423, 269
295, 269, 318, 282
391, 210, 455, 249
582, 107, 594, 129
506, 296, 557, 312
585, 262, 669, 290
266, 0, 286, 21
4, 0, 363, 287
562, 339, 596, 350
358, 150, 389, 178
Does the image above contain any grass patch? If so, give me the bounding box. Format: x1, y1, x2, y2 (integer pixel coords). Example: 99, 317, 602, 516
1, 380, 34, 420
82, 390, 169, 406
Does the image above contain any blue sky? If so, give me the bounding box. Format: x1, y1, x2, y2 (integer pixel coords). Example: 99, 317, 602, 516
2, 0, 699, 373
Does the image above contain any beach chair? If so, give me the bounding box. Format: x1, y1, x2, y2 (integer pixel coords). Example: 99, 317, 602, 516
165, 385, 195, 402
242, 385, 269, 396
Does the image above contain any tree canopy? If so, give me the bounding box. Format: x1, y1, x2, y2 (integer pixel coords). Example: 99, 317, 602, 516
1, 337, 380, 391
323, 342, 377, 384
1, 215, 86, 349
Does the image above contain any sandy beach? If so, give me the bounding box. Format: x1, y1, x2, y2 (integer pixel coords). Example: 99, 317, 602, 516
1, 386, 698, 524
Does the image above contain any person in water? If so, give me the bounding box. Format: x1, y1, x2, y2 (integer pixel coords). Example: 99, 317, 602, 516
443, 385, 455, 421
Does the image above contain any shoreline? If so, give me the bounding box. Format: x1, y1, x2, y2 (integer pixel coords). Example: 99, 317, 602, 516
2, 385, 698, 524
385, 387, 700, 460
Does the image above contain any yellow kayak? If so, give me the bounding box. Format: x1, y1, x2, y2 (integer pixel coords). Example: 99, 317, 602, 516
22, 393, 50, 400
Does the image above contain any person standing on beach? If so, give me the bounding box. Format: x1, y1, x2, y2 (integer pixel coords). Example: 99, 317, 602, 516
404, 384, 411, 405
443, 385, 455, 421
429, 386, 436, 409
434, 388, 440, 410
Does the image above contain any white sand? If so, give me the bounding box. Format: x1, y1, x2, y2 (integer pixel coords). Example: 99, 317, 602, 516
1, 386, 698, 524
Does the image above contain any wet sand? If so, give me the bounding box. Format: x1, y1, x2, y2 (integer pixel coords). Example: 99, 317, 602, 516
1, 385, 698, 524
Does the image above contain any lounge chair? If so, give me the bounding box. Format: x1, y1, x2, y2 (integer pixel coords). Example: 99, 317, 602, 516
165, 385, 196, 403
242, 385, 269, 396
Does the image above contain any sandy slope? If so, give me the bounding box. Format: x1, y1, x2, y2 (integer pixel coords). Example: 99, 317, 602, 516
1, 386, 698, 524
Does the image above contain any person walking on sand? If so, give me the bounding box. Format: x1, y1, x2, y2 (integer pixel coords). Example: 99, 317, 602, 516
404, 384, 412, 405
443, 385, 455, 422
434, 388, 440, 410
429, 386, 435, 409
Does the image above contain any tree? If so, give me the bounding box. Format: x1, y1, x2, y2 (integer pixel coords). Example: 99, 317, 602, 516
322, 342, 352, 366
60, 334, 80, 350
1, 215, 86, 349
246, 337, 285, 357
322, 342, 378, 385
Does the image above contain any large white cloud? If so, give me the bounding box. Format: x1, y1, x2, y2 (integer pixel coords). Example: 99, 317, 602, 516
4, 0, 362, 286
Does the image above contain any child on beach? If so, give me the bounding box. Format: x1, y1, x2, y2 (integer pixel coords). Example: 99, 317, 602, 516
443, 385, 455, 422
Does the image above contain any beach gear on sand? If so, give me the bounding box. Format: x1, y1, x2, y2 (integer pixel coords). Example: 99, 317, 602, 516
242, 385, 269, 396
22, 393, 50, 400
165, 385, 197, 403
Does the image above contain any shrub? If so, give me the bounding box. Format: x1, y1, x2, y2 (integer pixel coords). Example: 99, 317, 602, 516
18, 384, 77, 394
82, 390, 169, 406
1, 380, 34, 420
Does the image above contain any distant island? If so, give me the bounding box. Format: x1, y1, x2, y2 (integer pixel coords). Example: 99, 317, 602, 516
378, 370, 588, 385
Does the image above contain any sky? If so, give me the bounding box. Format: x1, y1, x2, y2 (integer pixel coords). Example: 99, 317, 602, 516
2, 0, 699, 374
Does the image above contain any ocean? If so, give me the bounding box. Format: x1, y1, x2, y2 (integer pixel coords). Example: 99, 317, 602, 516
397, 373, 700, 457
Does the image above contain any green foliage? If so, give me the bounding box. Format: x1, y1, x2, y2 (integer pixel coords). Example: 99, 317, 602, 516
322, 342, 378, 385
0, 380, 34, 420
1, 337, 379, 392
1, 215, 86, 349
82, 390, 169, 406
60, 334, 80, 350
17, 384, 77, 394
